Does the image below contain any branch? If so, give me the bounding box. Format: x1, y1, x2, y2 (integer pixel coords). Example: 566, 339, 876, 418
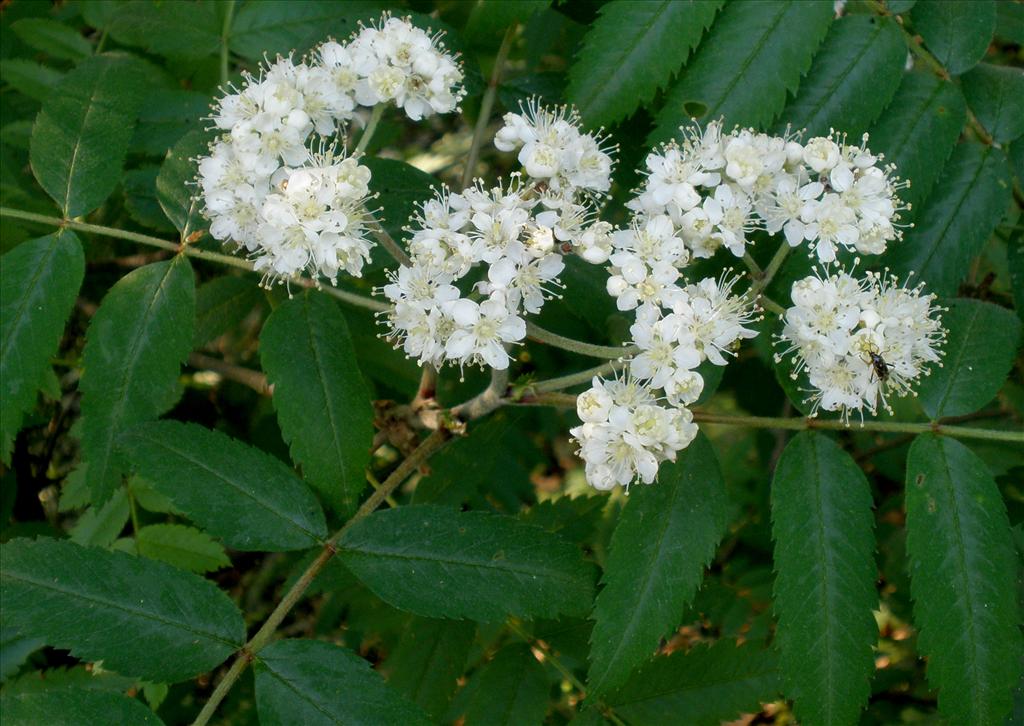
526, 322, 635, 359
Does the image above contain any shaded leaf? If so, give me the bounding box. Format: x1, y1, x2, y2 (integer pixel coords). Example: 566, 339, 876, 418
135, 524, 231, 573
103, 0, 221, 58
905, 434, 1022, 725
230, 1, 382, 61
868, 71, 966, 214
260, 292, 374, 515
30, 53, 149, 217
69, 487, 129, 547
461, 644, 548, 726
383, 618, 476, 720
884, 142, 1012, 297
917, 298, 1021, 419
911, 0, 995, 75
338, 505, 597, 620
123, 167, 175, 233
156, 128, 212, 238
363, 157, 437, 260
772, 432, 878, 725
650, 0, 833, 143
11, 18, 92, 61
961, 63, 1024, 143
0, 688, 161, 726
566, 0, 722, 129
0, 626, 44, 683
130, 88, 211, 157
79, 258, 195, 503
0, 232, 84, 463
775, 15, 905, 137
587, 434, 728, 696
604, 642, 779, 726
255, 639, 431, 726
0, 538, 244, 682
118, 420, 327, 552
193, 275, 261, 347
0, 60, 63, 102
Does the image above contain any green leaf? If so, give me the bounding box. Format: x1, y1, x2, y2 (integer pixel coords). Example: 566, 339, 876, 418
566, 0, 722, 129
775, 15, 905, 137
771, 432, 878, 725
868, 71, 966, 214
11, 18, 92, 60
260, 292, 374, 515
29, 54, 149, 217
255, 639, 431, 726
130, 88, 211, 158
460, 644, 549, 726
230, 1, 382, 61
905, 434, 1023, 725
383, 618, 476, 720
961, 63, 1024, 143
650, 0, 833, 143
338, 505, 597, 620
604, 642, 779, 726
910, 0, 995, 75
156, 129, 211, 238
80, 258, 195, 503
917, 298, 1021, 419
193, 275, 262, 347
69, 487, 129, 547
0, 537, 244, 682
363, 157, 438, 259
118, 420, 327, 551
1, 232, 84, 463
0, 60, 63, 102
587, 434, 728, 696
123, 167, 175, 233
103, 0, 222, 58
884, 142, 1012, 297
134, 524, 230, 573
1008, 230, 1024, 321
0, 626, 44, 682
1, 688, 161, 726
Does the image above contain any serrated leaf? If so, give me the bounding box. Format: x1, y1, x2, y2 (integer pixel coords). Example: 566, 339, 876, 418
884, 142, 1012, 296
775, 15, 905, 137
193, 275, 261, 347
383, 618, 476, 720
0, 688, 161, 726
129, 475, 181, 515
135, 524, 230, 573
961, 63, 1024, 144
118, 420, 327, 551
156, 128, 212, 238
0, 60, 63, 102
69, 487, 129, 547
230, 1, 383, 61
11, 18, 92, 61
905, 434, 1022, 725
79, 257, 195, 503
650, 0, 833, 143
260, 292, 374, 515
771, 432, 877, 725
868, 71, 966, 214
910, 0, 995, 75
29, 53, 149, 217
566, 0, 722, 129
338, 505, 597, 620
917, 298, 1021, 419
103, 0, 222, 59
1, 232, 84, 463
460, 644, 549, 726
604, 642, 779, 726
0, 538, 244, 682
255, 639, 431, 726
587, 434, 728, 696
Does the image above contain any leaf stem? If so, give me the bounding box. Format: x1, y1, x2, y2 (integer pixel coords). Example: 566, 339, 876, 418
0, 206, 388, 313
525, 322, 635, 359
191, 429, 452, 726
461, 25, 516, 189
219, 0, 236, 86
511, 393, 1024, 443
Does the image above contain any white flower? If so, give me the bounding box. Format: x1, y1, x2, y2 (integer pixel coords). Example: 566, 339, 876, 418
444, 294, 525, 370
776, 269, 945, 420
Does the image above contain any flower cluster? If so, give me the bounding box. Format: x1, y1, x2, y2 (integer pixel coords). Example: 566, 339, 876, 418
627, 122, 908, 263
569, 376, 699, 491
198, 15, 464, 286
776, 269, 945, 420
381, 103, 615, 371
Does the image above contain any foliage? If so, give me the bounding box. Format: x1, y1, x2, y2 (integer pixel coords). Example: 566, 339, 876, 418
1, 1, 1022, 725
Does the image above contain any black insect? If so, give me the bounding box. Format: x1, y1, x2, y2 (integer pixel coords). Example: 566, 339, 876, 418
867, 351, 890, 383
